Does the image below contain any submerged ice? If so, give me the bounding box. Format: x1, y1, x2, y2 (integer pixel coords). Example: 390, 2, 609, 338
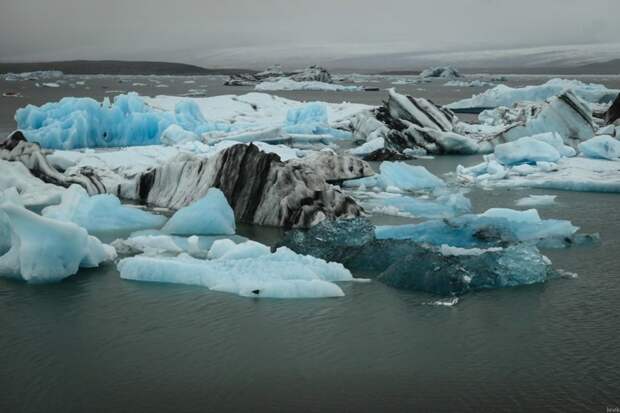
280, 218, 553, 296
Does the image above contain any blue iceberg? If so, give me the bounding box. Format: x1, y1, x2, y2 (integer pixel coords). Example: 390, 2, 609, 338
494, 137, 561, 166
42, 185, 166, 234
16, 93, 175, 149
375, 208, 579, 248
279, 218, 554, 296
344, 161, 446, 192
0, 193, 115, 283
118, 240, 355, 299
162, 188, 236, 236
578, 135, 620, 160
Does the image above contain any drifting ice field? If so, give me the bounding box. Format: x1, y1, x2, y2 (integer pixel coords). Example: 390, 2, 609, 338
1, 72, 620, 412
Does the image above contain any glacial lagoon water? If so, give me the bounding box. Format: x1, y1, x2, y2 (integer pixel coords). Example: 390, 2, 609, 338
1, 75, 620, 412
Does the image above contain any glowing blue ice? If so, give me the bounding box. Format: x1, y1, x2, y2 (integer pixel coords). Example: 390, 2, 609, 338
162, 188, 236, 236
344, 161, 445, 192
376, 208, 578, 248
0, 195, 115, 283
42, 185, 166, 234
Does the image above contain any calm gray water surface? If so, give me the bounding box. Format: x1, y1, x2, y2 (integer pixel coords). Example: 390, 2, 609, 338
1, 75, 620, 412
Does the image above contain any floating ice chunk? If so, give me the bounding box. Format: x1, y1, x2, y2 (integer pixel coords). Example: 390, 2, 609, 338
344, 161, 445, 192
458, 156, 620, 193
578, 135, 620, 160
280, 218, 553, 296
42, 185, 166, 234
420, 66, 461, 79
0, 197, 115, 283
428, 297, 460, 306
356, 191, 471, 219
379, 243, 551, 294
516, 195, 557, 207
4, 70, 63, 81
16, 93, 174, 149
117, 242, 354, 299
448, 78, 619, 109
255, 78, 361, 92
162, 188, 235, 236
376, 208, 579, 248
494, 137, 561, 165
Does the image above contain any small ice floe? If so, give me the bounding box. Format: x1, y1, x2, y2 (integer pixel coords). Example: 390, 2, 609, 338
515, 195, 557, 207
2, 91, 22, 97
42, 82, 60, 88
557, 269, 579, 279
427, 297, 460, 307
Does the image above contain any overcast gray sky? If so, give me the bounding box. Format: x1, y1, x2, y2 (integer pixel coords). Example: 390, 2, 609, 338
0, 0, 617, 68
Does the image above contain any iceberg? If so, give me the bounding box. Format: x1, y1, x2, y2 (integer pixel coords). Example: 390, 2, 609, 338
378, 243, 550, 295
515, 195, 557, 207
489, 91, 596, 144
15, 91, 370, 150
161, 188, 236, 236
134, 144, 362, 228
1, 131, 106, 196
112, 233, 247, 257
349, 89, 485, 157
0, 193, 115, 283
279, 218, 553, 296
578, 136, 620, 160
16, 93, 175, 149
353, 191, 471, 219
117, 240, 355, 299
344, 161, 445, 192
4, 70, 63, 81
288, 150, 374, 182
256, 78, 361, 92
225, 65, 333, 86
42, 185, 166, 234
375, 208, 579, 248
494, 137, 561, 165
458, 148, 620, 193
419, 66, 461, 79
447, 78, 619, 110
